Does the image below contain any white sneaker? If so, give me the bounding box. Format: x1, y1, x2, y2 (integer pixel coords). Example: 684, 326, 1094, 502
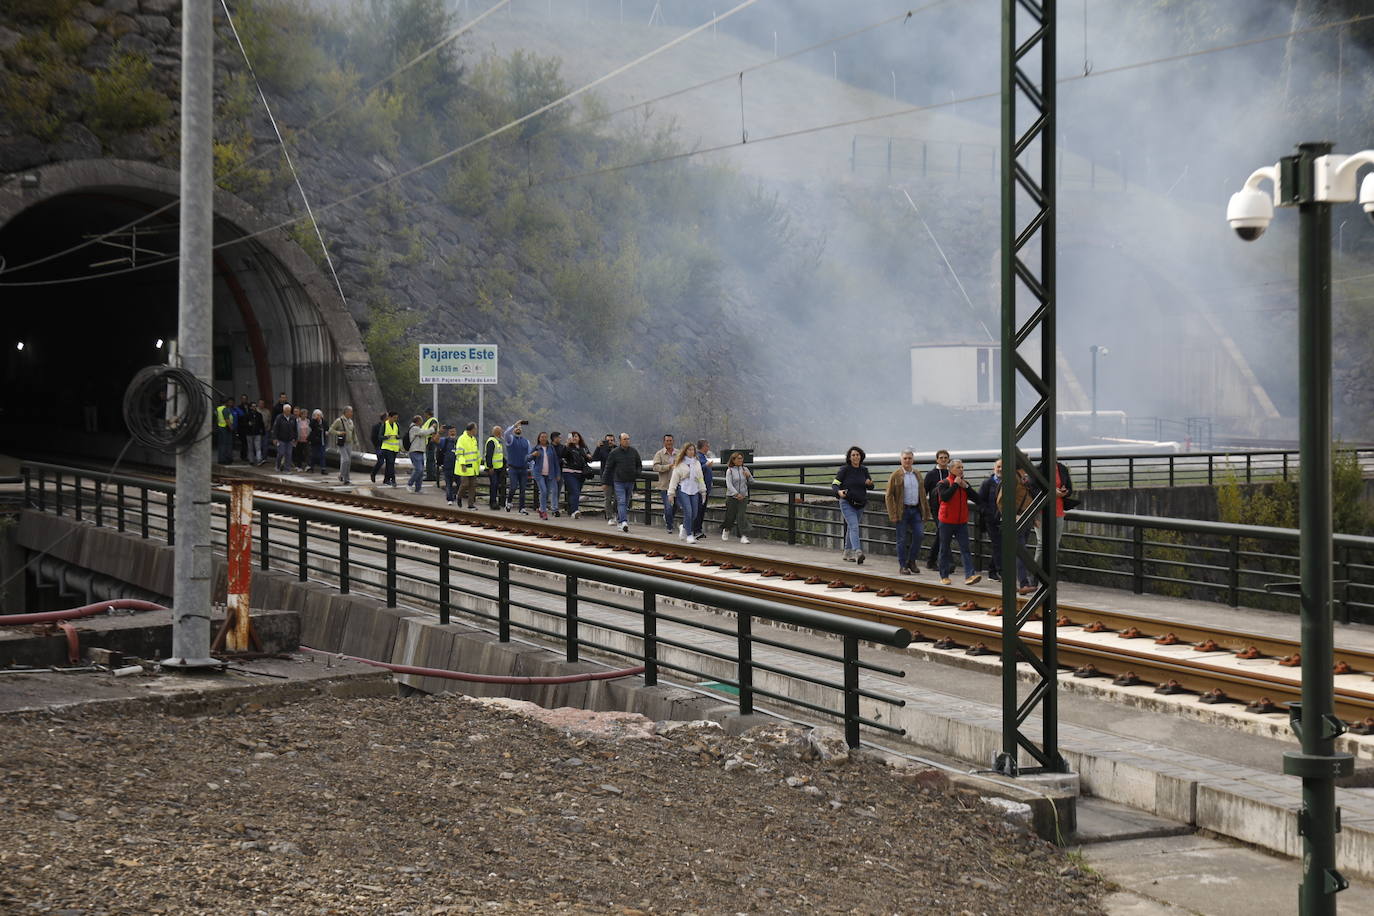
619, 522, 629, 532
722, 531, 729, 541
678, 524, 685, 538
607, 518, 617, 525
739, 536, 750, 544
572, 510, 580, 519
686, 535, 696, 544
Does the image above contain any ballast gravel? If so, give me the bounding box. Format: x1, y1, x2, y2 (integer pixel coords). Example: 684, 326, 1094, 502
0, 692, 1106, 915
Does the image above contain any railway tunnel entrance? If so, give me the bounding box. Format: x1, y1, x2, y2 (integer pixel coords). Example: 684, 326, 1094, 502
0, 159, 383, 463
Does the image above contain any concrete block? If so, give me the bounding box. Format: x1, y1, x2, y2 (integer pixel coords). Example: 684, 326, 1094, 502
1195, 782, 1300, 859
1066, 747, 1199, 825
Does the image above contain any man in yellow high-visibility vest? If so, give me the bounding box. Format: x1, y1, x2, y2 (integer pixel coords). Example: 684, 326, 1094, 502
453, 422, 481, 509
483, 425, 506, 511
379, 410, 401, 487
214, 397, 236, 465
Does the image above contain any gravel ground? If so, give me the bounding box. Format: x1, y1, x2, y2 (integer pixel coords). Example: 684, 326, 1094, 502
0, 693, 1105, 915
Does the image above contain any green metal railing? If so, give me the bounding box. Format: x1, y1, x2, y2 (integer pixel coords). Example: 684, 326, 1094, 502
21, 462, 912, 748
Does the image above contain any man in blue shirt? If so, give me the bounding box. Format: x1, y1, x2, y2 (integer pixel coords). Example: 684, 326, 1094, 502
883, 449, 930, 575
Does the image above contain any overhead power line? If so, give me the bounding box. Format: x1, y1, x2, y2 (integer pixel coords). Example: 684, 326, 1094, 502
6, 8, 1374, 289
0, 0, 512, 278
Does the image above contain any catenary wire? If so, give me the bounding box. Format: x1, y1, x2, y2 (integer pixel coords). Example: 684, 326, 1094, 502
0, 0, 512, 278
528, 3, 950, 143
219, 0, 351, 311
0, 0, 763, 287
6, 8, 1374, 289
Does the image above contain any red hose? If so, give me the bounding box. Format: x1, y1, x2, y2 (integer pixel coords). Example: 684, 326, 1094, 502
0, 599, 168, 626
299, 645, 645, 684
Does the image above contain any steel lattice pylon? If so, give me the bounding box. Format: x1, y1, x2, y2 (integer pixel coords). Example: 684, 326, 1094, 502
997, 0, 1065, 776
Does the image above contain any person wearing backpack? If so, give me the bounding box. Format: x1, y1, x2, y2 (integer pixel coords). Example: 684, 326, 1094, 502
421, 410, 440, 485
406, 414, 428, 493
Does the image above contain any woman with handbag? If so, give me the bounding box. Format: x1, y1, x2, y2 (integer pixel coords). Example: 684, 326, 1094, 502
831, 446, 873, 563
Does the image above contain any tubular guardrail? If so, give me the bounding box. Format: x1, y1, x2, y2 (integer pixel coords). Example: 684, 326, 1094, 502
20, 462, 911, 748
578, 474, 1374, 625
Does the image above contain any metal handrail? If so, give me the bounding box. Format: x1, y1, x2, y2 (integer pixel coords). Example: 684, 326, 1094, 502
21, 462, 911, 747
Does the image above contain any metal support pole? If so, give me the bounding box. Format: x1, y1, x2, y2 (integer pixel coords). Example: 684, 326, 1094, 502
497, 560, 511, 642
642, 590, 658, 686
565, 574, 579, 662
166, 0, 217, 668
843, 634, 860, 748
438, 546, 450, 625
737, 612, 753, 715
998, 0, 1063, 776
1280, 140, 1352, 915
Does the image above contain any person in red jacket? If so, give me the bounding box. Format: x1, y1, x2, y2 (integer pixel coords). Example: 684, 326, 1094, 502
935, 459, 982, 586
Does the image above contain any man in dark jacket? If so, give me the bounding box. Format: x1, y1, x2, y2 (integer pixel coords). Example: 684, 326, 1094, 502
271, 406, 296, 473
591, 433, 616, 521
369, 412, 387, 483
922, 449, 951, 569
1034, 459, 1074, 567
603, 433, 643, 532
977, 459, 1004, 581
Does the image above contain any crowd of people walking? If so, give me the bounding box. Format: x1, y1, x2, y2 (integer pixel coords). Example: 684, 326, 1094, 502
216, 397, 1071, 580
838, 445, 1074, 592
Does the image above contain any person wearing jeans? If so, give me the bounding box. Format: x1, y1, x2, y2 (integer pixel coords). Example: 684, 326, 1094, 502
830, 446, 872, 564
529, 432, 561, 520
667, 443, 705, 544
501, 421, 532, 513
406, 415, 428, 492
651, 434, 677, 533
935, 459, 982, 586
604, 433, 643, 531
884, 449, 929, 574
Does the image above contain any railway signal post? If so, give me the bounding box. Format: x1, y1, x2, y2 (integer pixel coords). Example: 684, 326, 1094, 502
1227, 142, 1374, 913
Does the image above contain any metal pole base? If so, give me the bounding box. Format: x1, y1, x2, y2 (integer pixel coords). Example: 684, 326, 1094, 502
160, 656, 225, 670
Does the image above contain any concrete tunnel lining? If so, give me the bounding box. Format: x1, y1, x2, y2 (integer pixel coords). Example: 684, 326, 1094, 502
0, 158, 384, 446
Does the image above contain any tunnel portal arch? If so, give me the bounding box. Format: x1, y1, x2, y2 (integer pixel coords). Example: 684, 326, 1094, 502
0, 159, 384, 455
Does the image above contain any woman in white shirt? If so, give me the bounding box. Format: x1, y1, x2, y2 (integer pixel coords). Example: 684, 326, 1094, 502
667, 442, 706, 544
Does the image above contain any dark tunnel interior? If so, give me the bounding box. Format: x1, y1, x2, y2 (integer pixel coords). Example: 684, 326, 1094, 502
0, 191, 180, 441
0, 186, 355, 461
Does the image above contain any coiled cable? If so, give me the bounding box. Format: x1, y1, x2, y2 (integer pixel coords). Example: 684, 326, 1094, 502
122, 365, 212, 452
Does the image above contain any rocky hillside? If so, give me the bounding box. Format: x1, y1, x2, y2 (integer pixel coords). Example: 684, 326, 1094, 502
4, 0, 1372, 449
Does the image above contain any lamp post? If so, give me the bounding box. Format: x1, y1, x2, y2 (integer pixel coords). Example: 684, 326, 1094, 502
1089, 344, 1107, 433
1227, 142, 1374, 914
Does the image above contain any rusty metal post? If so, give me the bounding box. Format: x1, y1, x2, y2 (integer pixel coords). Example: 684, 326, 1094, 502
226, 481, 254, 652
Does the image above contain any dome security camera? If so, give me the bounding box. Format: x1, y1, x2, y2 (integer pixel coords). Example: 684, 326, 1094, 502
1227, 186, 1274, 241
1361, 173, 1374, 226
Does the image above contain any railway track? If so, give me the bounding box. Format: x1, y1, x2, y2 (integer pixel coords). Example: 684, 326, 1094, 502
27, 464, 1374, 732
208, 475, 1374, 732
